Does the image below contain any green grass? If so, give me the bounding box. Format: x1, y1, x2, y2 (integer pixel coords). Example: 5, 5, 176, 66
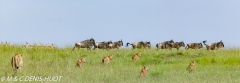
1, 46, 240, 83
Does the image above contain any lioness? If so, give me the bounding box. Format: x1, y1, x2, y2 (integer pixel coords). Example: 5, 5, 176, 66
102, 55, 113, 65
76, 57, 86, 68
132, 52, 141, 62
188, 61, 196, 73
11, 54, 23, 72
140, 66, 149, 77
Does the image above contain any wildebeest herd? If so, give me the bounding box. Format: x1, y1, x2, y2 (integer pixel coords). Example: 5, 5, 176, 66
72, 38, 225, 51
1, 38, 224, 50
72, 38, 123, 51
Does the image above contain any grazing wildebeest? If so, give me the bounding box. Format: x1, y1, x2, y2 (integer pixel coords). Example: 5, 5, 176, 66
111, 39, 123, 49
126, 41, 151, 49
171, 41, 185, 50
156, 40, 174, 49
203, 40, 224, 50
185, 42, 203, 49
94, 41, 113, 50
72, 38, 95, 51
144, 41, 151, 49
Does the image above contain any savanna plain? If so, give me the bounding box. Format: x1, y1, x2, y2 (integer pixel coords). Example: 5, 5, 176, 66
0, 46, 240, 83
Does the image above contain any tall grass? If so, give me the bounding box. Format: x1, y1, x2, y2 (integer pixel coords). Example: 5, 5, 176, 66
1, 46, 240, 83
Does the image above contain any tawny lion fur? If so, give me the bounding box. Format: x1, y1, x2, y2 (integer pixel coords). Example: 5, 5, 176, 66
76, 57, 86, 68
102, 55, 113, 65
132, 52, 141, 62
140, 66, 149, 77
11, 54, 23, 72
189, 61, 196, 73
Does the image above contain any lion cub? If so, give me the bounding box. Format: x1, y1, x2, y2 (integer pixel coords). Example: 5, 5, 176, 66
11, 54, 23, 72
140, 66, 149, 77
188, 61, 196, 73
102, 55, 113, 65
76, 57, 86, 68
132, 52, 141, 62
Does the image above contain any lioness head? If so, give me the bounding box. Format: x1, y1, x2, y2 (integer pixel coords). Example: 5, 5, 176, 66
143, 66, 149, 71
108, 55, 113, 60
137, 52, 141, 57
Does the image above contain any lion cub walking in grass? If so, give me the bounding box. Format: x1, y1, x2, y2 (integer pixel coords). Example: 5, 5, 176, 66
132, 52, 141, 62
188, 61, 196, 73
102, 55, 113, 65
11, 54, 23, 72
76, 57, 86, 68
140, 66, 149, 77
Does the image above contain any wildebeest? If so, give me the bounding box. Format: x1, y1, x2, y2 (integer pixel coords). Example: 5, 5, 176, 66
171, 41, 185, 50
203, 40, 224, 50
72, 38, 96, 51
156, 40, 174, 49
94, 41, 113, 50
144, 41, 151, 49
111, 39, 123, 49
126, 41, 151, 49
185, 42, 203, 49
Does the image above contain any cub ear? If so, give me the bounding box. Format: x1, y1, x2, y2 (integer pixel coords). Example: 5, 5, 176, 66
21, 54, 23, 56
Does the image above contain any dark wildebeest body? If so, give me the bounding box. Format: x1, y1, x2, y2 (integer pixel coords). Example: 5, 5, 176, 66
156, 40, 174, 49
171, 41, 185, 50
185, 42, 203, 49
143, 41, 151, 49
203, 40, 224, 50
111, 40, 123, 49
72, 38, 96, 51
94, 41, 113, 50
126, 41, 151, 49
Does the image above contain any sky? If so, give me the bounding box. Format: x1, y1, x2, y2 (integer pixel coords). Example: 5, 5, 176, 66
0, 0, 240, 48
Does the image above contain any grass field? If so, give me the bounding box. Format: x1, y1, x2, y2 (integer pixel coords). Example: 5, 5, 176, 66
1, 46, 240, 83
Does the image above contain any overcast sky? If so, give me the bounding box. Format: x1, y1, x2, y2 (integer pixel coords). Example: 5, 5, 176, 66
0, 0, 239, 48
